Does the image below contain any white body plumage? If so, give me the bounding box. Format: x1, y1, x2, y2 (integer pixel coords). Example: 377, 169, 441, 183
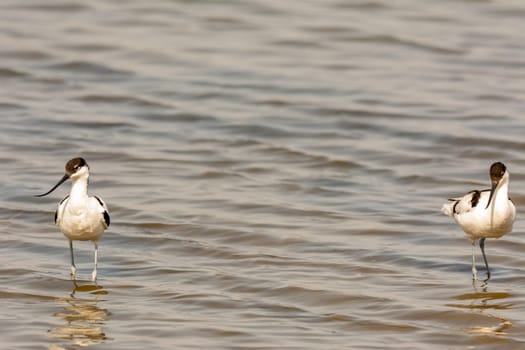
55, 165, 109, 242
441, 186, 515, 240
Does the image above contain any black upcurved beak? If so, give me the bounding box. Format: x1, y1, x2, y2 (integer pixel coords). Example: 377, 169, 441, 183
35, 174, 69, 197
485, 180, 498, 209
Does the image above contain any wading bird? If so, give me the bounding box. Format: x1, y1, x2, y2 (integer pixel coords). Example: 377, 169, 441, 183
441, 162, 515, 280
36, 157, 110, 281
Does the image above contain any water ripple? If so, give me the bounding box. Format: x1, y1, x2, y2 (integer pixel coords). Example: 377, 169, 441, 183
2, 0, 525, 349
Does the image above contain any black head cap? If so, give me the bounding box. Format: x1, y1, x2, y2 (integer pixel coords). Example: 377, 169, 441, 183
65, 157, 88, 176
489, 162, 506, 183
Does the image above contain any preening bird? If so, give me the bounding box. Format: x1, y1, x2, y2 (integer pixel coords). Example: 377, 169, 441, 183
441, 162, 515, 280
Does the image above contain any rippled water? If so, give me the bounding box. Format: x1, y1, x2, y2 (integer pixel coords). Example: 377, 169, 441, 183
2, 0, 525, 349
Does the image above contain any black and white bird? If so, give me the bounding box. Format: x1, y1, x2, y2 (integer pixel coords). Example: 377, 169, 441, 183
442, 162, 515, 280
36, 157, 110, 281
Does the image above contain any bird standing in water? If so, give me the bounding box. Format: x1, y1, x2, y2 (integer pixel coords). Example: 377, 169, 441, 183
442, 162, 515, 280
36, 157, 110, 281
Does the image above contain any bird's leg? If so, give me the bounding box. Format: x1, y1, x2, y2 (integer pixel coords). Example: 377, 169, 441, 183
92, 241, 98, 282
69, 240, 77, 280
471, 240, 478, 280
479, 237, 491, 280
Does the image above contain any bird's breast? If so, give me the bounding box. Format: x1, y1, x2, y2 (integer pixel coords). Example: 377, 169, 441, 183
57, 201, 106, 240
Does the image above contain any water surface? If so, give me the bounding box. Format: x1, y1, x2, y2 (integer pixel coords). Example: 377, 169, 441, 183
2, 0, 525, 349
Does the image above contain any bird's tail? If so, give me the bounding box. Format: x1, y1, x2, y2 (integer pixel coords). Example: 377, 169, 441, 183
441, 202, 454, 217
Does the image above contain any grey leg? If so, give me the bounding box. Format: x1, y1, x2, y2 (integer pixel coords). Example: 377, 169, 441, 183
92, 241, 98, 282
471, 240, 477, 280
479, 238, 491, 280
69, 240, 77, 279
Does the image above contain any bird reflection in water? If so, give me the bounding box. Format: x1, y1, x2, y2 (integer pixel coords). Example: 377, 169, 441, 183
49, 282, 109, 348
447, 281, 512, 336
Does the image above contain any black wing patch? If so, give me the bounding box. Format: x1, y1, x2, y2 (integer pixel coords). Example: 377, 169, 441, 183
94, 196, 104, 207
59, 195, 70, 205
103, 211, 110, 227
470, 190, 481, 208
452, 200, 459, 215
94, 196, 110, 227
55, 195, 69, 224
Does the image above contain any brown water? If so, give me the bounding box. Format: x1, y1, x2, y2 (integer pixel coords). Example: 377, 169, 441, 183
2, 1, 525, 349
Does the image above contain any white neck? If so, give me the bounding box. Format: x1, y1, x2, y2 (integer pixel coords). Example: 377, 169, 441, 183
494, 180, 509, 207
69, 173, 89, 200
490, 173, 510, 218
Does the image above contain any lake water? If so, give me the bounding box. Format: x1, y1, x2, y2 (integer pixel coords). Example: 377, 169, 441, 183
2, 0, 525, 349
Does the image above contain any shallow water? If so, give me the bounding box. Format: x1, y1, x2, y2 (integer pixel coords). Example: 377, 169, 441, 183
2, 0, 525, 349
